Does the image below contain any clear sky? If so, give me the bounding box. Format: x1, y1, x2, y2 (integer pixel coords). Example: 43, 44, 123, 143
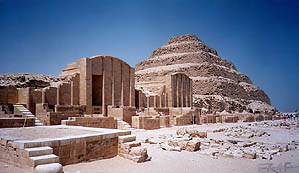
0, 0, 298, 112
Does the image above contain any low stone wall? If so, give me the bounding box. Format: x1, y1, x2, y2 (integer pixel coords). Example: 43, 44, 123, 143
160, 116, 170, 127
154, 108, 170, 115
222, 115, 239, 123
0, 126, 131, 168
55, 105, 84, 114
61, 117, 117, 129
170, 115, 193, 126
0, 118, 34, 128
107, 106, 136, 125
242, 115, 255, 122
132, 116, 160, 130
36, 103, 82, 125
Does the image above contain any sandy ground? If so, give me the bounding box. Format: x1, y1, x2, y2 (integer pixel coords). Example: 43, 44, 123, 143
1, 120, 299, 173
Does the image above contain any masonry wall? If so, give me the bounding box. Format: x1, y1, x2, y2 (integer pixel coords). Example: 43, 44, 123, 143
159, 116, 170, 128
61, 56, 135, 115
0, 118, 34, 128
132, 116, 160, 130
0, 86, 18, 105
107, 106, 135, 125
166, 73, 192, 108
45, 87, 57, 106
36, 104, 82, 125
61, 117, 117, 129
0, 131, 125, 168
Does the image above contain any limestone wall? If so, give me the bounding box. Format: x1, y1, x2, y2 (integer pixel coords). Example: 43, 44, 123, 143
36, 104, 82, 125
0, 118, 34, 128
61, 56, 135, 115
0, 86, 18, 105
61, 117, 117, 129
132, 116, 160, 130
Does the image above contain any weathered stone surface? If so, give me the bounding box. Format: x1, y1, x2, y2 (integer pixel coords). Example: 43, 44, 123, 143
185, 139, 201, 152
34, 163, 63, 173
0, 73, 61, 88
135, 34, 276, 114
176, 128, 207, 138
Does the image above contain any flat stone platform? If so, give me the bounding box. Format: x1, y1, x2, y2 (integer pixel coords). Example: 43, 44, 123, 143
0, 125, 108, 141
0, 125, 131, 168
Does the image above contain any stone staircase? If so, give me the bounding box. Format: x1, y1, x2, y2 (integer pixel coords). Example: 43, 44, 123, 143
116, 119, 134, 130
118, 135, 151, 163
23, 146, 62, 172
13, 104, 44, 126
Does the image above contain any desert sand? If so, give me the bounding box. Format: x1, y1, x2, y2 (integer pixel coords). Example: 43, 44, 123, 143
1, 120, 299, 173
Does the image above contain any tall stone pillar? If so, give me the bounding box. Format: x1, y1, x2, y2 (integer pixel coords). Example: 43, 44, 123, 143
56, 86, 60, 105
79, 58, 92, 113
147, 97, 150, 108
120, 64, 124, 107
70, 81, 74, 105
26, 88, 31, 110
42, 89, 46, 104
177, 74, 181, 107
139, 91, 142, 108
181, 75, 185, 108
111, 59, 114, 106
189, 79, 193, 108
102, 57, 113, 116
186, 78, 190, 107
160, 94, 162, 108
102, 59, 106, 115
129, 68, 135, 107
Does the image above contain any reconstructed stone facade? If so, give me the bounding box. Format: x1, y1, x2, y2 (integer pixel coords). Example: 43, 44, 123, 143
60, 56, 136, 122
135, 73, 192, 109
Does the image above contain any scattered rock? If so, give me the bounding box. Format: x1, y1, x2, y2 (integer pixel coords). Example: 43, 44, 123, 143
34, 163, 63, 173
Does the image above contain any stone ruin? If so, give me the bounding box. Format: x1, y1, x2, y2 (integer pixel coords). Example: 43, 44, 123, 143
135, 34, 277, 116
0, 34, 283, 172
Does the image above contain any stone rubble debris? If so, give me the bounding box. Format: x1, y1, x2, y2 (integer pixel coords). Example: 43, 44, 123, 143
140, 123, 298, 160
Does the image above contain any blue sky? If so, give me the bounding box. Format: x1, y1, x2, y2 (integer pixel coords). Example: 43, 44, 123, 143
0, 0, 298, 112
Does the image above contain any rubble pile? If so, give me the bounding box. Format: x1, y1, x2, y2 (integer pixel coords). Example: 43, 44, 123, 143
0, 73, 61, 88
250, 121, 299, 130
139, 123, 299, 160
215, 126, 271, 139
141, 127, 207, 152
198, 137, 298, 160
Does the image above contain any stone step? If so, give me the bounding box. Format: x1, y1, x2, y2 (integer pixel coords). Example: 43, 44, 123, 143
17, 107, 28, 109
22, 111, 33, 114
30, 154, 59, 167
118, 135, 136, 143
34, 163, 63, 173
24, 147, 53, 157
121, 141, 141, 149
35, 119, 41, 123
35, 122, 44, 126
26, 115, 35, 118
14, 105, 24, 107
